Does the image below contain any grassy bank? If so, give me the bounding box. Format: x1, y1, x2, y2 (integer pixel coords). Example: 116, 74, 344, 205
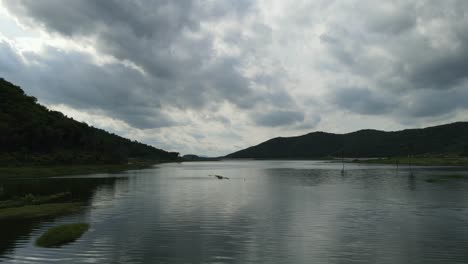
36, 223, 89, 247
0, 192, 71, 209
0, 202, 83, 221
355, 157, 468, 167
0, 161, 167, 220
0, 193, 83, 221
0, 161, 166, 179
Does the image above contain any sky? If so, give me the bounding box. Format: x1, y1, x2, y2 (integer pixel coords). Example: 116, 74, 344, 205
1, 0, 468, 156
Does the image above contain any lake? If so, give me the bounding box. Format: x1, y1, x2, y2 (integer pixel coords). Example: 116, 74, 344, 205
1, 160, 468, 263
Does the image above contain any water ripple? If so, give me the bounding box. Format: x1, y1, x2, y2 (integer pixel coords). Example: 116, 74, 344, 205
2, 161, 468, 263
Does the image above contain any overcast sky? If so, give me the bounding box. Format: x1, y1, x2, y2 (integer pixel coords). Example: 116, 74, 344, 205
1, 0, 468, 156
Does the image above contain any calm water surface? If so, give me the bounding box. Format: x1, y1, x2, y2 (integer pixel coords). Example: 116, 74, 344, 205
1, 160, 468, 263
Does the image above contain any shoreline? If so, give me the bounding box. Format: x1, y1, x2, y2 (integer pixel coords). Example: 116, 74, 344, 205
2, 157, 467, 179
0, 202, 83, 221
351, 157, 468, 167
0, 160, 177, 179
222, 157, 468, 167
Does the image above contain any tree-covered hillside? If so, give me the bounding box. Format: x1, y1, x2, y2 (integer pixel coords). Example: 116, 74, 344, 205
226, 122, 468, 159
0, 78, 179, 165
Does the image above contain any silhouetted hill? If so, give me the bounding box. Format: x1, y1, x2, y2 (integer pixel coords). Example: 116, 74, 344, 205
0, 78, 179, 165
226, 122, 468, 159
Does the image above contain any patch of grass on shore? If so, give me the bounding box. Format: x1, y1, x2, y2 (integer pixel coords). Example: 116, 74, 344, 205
0, 192, 72, 209
0, 161, 161, 179
0, 202, 83, 221
36, 223, 89, 247
355, 157, 468, 167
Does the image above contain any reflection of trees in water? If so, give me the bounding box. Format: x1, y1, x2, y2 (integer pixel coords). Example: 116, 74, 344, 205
0, 218, 40, 257
0, 176, 126, 256
264, 168, 336, 187
407, 173, 416, 191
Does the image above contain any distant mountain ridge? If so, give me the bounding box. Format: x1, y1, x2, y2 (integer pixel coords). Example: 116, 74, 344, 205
0, 78, 179, 165
226, 122, 468, 159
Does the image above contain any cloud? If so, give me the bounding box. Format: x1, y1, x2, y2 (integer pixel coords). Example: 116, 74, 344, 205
2, 0, 468, 155
0, 40, 21, 74
397, 83, 468, 118
0, 42, 178, 129
316, 1, 468, 120
1, 0, 304, 122
253, 110, 305, 127
330, 87, 398, 116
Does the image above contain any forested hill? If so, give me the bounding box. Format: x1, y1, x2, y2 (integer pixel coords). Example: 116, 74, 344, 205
226, 122, 468, 159
0, 78, 179, 165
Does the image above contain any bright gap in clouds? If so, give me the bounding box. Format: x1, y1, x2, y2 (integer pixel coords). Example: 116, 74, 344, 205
1, 0, 468, 156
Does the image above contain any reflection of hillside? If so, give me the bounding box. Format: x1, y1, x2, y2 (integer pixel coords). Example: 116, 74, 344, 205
0, 220, 39, 257
0, 176, 126, 256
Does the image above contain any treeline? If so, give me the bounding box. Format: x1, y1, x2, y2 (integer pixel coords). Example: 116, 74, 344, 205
226, 122, 468, 159
0, 78, 179, 166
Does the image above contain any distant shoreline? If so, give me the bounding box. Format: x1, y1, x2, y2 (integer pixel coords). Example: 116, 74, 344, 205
1, 156, 467, 179
221, 157, 468, 167
352, 156, 468, 167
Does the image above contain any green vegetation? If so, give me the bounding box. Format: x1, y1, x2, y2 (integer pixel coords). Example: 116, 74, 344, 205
226, 122, 468, 160
36, 223, 89, 247
0, 203, 83, 220
182, 154, 221, 161
0, 78, 179, 167
0, 192, 71, 209
0, 161, 160, 178
0, 192, 83, 221
356, 156, 468, 167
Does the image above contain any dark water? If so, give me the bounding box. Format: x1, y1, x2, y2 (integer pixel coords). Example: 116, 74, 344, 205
1, 160, 468, 263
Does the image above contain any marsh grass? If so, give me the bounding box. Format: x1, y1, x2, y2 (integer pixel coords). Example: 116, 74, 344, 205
356, 157, 468, 167
36, 223, 89, 247
0, 192, 72, 209
0, 162, 158, 179
0, 202, 82, 220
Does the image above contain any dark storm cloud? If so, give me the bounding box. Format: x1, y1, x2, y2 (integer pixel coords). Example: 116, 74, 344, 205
364, 3, 416, 35
253, 110, 304, 127
3, 0, 468, 134
406, 51, 468, 90
2, 0, 253, 81
319, 0, 468, 120
2, 0, 300, 129
398, 84, 468, 118
330, 87, 397, 116
3, 1, 198, 38
0, 42, 177, 128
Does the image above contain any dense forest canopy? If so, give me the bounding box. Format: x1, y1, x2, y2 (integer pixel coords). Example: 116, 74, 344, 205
0, 78, 179, 165
226, 122, 468, 159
